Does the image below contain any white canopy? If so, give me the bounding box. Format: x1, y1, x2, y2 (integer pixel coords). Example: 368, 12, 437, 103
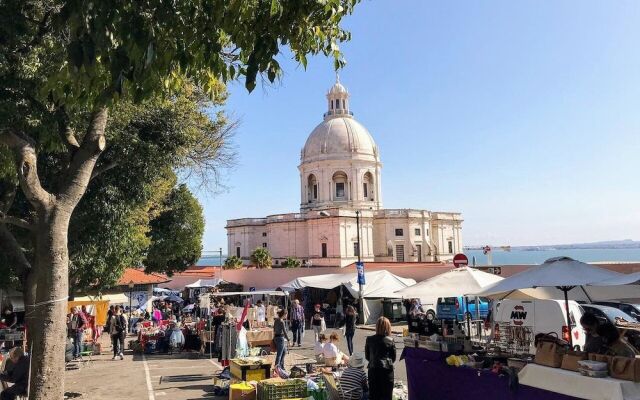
280, 270, 415, 299
185, 278, 225, 288
474, 257, 639, 301
394, 267, 503, 299
209, 290, 288, 297
590, 271, 640, 287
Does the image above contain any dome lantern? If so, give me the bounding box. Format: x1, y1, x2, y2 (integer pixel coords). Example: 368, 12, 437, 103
324, 75, 352, 121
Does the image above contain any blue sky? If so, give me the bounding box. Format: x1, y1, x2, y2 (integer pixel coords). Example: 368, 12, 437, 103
196, 0, 640, 251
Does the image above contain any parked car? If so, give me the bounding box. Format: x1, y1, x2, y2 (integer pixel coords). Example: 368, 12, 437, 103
580, 304, 640, 351
437, 296, 490, 321
592, 301, 640, 323
491, 299, 586, 354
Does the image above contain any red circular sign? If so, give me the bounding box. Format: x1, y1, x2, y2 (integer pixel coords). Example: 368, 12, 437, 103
453, 253, 469, 267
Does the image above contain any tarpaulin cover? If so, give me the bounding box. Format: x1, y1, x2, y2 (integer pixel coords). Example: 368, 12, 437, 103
402, 347, 582, 400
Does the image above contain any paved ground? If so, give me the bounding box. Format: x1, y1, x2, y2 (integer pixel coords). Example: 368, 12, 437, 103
64, 327, 407, 400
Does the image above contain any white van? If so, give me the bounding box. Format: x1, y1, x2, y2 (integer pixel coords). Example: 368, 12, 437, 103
491, 299, 585, 354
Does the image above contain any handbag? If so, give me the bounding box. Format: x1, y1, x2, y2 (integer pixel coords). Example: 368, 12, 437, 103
561, 350, 587, 372
610, 357, 640, 382
534, 332, 567, 368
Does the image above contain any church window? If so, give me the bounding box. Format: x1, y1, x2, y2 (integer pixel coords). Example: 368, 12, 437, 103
416, 244, 422, 262
321, 243, 328, 258
353, 242, 360, 257
262, 242, 268, 248
313, 184, 318, 199
395, 228, 404, 236
363, 183, 368, 199
262, 232, 267, 237
426, 229, 429, 236
415, 228, 421, 236
448, 241, 453, 254
336, 182, 345, 198
342, 99, 346, 109
236, 247, 241, 258
335, 99, 340, 109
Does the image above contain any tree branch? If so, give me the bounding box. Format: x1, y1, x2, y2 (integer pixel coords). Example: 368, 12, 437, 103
59, 107, 109, 208
55, 106, 80, 151
90, 161, 118, 181
0, 211, 33, 231
0, 129, 52, 210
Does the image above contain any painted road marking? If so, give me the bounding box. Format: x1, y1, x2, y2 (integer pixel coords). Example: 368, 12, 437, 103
142, 354, 156, 400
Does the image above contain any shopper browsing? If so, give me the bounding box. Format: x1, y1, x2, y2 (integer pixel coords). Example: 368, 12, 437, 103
273, 309, 290, 369
311, 304, 326, 342
344, 305, 358, 356
290, 299, 305, 347
323, 332, 349, 366
0, 347, 29, 400
365, 317, 396, 400
338, 352, 369, 400
580, 312, 604, 353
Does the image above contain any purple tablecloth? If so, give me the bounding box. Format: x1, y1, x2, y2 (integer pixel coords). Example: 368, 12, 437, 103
401, 347, 583, 400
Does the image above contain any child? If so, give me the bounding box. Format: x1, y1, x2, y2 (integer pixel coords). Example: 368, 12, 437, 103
314, 333, 327, 363
323, 332, 350, 366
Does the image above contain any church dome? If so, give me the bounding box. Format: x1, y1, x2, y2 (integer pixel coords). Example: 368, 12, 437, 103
301, 78, 379, 163
302, 117, 378, 163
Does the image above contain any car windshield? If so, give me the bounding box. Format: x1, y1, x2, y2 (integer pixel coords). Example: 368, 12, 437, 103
601, 307, 636, 322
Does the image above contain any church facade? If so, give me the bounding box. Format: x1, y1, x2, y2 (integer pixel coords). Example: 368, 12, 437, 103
226, 80, 463, 267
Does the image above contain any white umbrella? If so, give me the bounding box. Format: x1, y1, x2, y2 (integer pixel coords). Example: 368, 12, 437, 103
475, 257, 628, 345
590, 271, 640, 287
394, 267, 503, 299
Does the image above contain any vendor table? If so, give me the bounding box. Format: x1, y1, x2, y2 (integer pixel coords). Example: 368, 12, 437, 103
246, 328, 273, 347
519, 363, 640, 400
402, 347, 582, 400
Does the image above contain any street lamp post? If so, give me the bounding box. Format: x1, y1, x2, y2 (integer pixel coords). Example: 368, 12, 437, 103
355, 210, 364, 324
128, 281, 134, 320
218, 247, 223, 281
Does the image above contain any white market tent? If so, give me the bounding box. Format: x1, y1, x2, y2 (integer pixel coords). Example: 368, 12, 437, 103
394, 267, 503, 301
185, 278, 226, 288
280, 270, 416, 324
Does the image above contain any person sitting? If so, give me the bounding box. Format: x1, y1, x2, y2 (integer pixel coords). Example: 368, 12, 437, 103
597, 322, 638, 358
580, 312, 604, 353
0, 347, 29, 400
323, 332, 350, 367
315, 333, 327, 363
338, 352, 369, 400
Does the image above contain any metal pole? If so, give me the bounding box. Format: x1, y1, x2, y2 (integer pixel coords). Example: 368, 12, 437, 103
356, 210, 363, 324
219, 247, 223, 281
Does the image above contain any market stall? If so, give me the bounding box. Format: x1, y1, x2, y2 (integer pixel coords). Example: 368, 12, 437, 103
281, 270, 416, 324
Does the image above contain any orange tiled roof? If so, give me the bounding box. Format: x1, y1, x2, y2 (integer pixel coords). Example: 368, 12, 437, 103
117, 268, 170, 285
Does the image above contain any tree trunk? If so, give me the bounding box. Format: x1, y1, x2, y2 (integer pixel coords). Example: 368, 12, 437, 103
23, 270, 38, 350
28, 207, 72, 400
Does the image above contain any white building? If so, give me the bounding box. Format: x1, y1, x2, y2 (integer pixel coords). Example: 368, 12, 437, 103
226, 79, 463, 267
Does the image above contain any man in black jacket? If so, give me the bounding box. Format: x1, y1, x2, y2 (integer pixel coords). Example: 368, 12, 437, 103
0, 347, 29, 400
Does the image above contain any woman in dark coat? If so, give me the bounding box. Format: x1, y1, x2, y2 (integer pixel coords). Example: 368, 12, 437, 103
344, 305, 358, 356
365, 316, 396, 400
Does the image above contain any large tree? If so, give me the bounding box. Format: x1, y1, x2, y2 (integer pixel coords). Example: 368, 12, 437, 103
0, 1, 359, 398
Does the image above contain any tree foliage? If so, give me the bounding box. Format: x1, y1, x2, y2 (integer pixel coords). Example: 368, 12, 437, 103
282, 256, 302, 268
251, 247, 272, 269
223, 255, 243, 270
0, 0, 359, 398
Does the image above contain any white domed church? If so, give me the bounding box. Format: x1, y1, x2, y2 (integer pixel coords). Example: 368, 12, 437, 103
226, 79, 462, 267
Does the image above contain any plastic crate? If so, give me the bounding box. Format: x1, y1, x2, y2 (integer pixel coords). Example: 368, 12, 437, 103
257, 378, 308, 400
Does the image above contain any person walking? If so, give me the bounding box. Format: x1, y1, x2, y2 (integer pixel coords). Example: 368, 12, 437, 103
290, 299, 305, 347
108, 305, 126, 360
273, 309, 290, 369
344, 305, 358, 356
310, 304, 325, 342
365, 317, 396, 400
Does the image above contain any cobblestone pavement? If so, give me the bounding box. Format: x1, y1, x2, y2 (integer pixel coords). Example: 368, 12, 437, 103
64, 327, 407, 400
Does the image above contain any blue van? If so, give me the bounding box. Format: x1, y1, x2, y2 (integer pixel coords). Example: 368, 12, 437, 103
436, 296, 490, 321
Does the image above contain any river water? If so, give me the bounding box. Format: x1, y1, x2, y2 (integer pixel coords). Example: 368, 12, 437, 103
464, 248, 640, 265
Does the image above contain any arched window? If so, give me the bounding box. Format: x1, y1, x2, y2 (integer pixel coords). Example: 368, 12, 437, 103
307, 174, 318, 202
332, 171, 348, 199
363, 171, 374, 201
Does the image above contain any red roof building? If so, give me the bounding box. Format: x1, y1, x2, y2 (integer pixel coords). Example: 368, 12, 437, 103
117, 268, 170, 286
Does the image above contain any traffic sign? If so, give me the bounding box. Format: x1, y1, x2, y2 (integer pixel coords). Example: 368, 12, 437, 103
452, 253, 469, 267
356, 262, 366, 285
